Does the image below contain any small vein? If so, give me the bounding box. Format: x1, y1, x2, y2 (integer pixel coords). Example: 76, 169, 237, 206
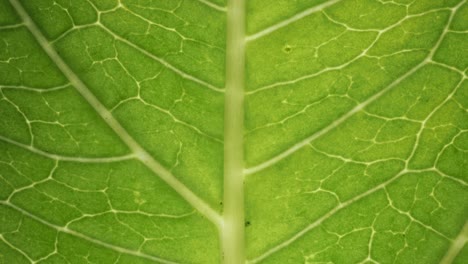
385, 191, 452, 241
0, 234, 35, 262
0, 83, 71, 93
0, 23, 25, 30
0, 135, 136, 163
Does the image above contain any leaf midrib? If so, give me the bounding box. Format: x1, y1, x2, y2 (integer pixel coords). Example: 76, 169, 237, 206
223, 0, 246, 262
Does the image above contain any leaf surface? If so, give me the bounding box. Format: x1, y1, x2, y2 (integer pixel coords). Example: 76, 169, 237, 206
0, 0, 467, 263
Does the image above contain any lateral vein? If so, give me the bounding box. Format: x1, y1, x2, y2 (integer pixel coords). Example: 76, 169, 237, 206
246, 0, 342, 42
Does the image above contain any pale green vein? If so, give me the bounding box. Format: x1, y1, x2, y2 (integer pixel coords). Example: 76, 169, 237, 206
0, 23, 24, 29
245, 0, 342, 42
0, 83, 71, 93
223, 0, 245, 263
197, 0, 227, 12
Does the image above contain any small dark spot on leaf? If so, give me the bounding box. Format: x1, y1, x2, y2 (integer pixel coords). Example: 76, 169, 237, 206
245, 221, 251, 227
283, 45, 292, 53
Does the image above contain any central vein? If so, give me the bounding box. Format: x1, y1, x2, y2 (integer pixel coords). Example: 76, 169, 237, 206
223, 0, 246, 263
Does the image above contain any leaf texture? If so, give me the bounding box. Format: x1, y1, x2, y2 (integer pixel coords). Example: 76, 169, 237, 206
0, 0, 467, 263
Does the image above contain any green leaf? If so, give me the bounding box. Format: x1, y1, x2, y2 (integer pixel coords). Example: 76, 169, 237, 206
0, 0, 467, 263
